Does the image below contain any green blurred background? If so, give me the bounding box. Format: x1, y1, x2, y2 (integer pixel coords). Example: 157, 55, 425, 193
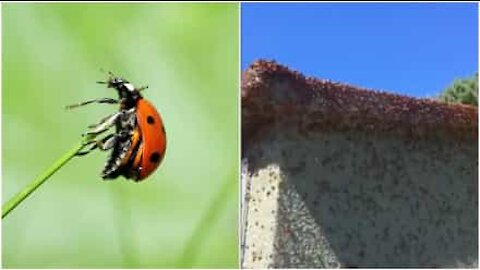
3, 3, 239, 268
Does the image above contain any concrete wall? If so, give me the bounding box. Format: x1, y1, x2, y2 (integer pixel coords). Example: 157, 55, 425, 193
241, 60, 478, 268
242, 130, 477, 268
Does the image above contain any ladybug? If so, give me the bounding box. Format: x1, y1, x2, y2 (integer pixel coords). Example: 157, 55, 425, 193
67, 72, 167, 181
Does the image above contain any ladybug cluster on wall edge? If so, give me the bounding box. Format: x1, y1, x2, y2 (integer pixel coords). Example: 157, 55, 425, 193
67, 73, 167, 182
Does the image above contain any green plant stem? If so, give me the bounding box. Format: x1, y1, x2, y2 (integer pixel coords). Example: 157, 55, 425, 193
2, 141, 85, 219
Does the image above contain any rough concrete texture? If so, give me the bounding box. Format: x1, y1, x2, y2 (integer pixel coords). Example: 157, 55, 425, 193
241, 60, 478, 268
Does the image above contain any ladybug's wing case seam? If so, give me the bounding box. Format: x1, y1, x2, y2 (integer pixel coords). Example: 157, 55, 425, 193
120, 128, 142, 168
121, 128, 144, 180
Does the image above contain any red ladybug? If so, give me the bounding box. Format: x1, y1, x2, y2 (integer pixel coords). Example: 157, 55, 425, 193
67, 73, 167, 181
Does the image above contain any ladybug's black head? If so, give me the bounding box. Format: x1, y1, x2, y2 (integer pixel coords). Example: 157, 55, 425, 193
97, 72, 144, 102
107, 77, 129, 89
105, 76, 135, 93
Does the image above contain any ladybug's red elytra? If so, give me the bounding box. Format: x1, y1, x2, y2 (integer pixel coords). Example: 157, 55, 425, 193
67, 73, 167, 181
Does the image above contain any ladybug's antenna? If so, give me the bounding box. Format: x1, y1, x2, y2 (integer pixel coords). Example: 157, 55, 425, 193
99, 68, 114, 76
98, 68, 116, 82
136, 85, 149, 92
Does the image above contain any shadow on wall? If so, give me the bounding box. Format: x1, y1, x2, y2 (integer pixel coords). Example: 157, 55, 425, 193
260, 131, 478, 268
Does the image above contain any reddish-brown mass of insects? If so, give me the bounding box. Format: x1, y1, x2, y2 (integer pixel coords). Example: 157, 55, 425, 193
242, 60, 478, 150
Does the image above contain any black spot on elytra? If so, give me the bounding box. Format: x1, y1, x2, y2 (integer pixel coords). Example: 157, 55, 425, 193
150, 152, 161, 163
147, 116, 155, 124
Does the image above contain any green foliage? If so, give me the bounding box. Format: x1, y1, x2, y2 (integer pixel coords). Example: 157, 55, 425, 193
438, 73, 478, 106
3, 3, 239, 268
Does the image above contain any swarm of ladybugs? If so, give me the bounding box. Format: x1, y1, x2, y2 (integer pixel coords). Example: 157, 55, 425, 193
67, 72, 166, 181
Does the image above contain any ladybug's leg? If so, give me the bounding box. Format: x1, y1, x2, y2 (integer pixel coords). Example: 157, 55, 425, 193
88, 112, 117, 129
66, 98, 118, 109
76, 134, 117, 156
83, 108, 135, 136
98, 134, 119, 151
76, 139, 100, 156
83, 111, 121, 136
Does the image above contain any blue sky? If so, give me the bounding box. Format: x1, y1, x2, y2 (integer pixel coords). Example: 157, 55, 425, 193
241, 3, 478, 97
